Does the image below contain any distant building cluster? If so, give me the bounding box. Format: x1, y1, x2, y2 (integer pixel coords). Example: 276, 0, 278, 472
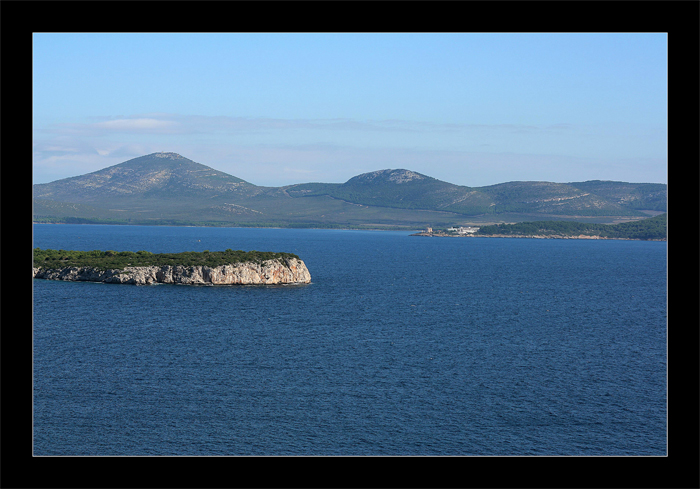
422, 226, 480, 235
447, 226, 479, 234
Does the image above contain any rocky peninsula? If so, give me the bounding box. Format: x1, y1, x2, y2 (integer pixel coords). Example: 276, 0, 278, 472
33, 249, 311, 285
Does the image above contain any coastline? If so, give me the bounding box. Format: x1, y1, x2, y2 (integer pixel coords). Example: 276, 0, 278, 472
410, 232, 666, 241
32, 221, 420, 232
32, 259, 312, 285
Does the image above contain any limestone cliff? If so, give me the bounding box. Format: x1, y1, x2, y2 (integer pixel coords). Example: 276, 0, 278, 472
32, 257, 311, 285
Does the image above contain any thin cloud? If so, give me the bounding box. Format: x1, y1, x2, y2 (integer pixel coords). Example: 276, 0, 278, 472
46, 118, 183, 136
41, 113, 558, 139
94, 118, 178, 132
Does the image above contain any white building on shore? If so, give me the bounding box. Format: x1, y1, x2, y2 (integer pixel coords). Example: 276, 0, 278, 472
447, 226, 479, 234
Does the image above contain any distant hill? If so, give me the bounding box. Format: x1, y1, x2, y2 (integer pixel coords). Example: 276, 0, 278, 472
33, 152, 263, 202
287, 171, 664, 217
286, 169, 493, 215
566, 180, 668, 212
476, 180, 649, 216
33, 152, 667, 229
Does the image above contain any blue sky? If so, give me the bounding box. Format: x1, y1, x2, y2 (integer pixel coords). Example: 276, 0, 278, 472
33, 33, 667, 187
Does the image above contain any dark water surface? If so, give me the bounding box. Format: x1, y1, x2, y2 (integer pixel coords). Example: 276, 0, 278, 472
32, 224, 667, 455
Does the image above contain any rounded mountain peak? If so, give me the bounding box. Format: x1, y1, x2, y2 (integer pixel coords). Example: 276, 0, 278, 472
151, 152, 187, 160
348, 169, 427, 185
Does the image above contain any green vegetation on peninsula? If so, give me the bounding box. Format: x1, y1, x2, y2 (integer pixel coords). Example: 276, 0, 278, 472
475, 213, 666, 240
33, 248, 301, 271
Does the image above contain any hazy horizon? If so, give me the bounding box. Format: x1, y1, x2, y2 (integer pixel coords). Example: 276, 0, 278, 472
33, 150, 667, 188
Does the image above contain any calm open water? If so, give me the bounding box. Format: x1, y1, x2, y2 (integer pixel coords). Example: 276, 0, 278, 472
32, 224, 667, 455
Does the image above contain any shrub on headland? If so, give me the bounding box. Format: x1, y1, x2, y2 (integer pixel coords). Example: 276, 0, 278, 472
33, 248, 301, 271
475, 213, 666, 240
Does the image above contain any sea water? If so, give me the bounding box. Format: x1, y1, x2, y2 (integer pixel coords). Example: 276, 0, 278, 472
32, 224, 667, 455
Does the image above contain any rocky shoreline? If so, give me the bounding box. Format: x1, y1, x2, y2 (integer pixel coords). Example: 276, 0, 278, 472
32, 257, 311, 285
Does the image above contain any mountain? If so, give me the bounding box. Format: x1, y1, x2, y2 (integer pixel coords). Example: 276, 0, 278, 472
33, 152, 667, 229
286, 169, 493, 215
565, 180, 668, 212
284, 169, 664, 218
32, 152, 262, 202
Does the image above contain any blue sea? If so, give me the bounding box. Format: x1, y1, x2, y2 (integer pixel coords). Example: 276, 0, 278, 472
32, 224, 667, 456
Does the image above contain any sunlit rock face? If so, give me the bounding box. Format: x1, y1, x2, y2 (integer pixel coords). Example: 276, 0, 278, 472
33, 258, 311, 285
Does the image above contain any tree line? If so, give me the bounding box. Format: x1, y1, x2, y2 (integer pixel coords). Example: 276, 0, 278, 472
33, 248, 301, 271
475, 213, 666, 240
